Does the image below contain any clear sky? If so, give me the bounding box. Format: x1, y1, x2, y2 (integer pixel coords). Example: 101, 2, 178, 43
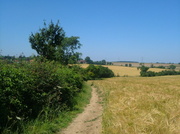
0, 0, 180, 63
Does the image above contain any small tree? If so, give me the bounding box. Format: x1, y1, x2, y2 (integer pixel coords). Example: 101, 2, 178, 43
85, 56, 93, 64
101, 60, 106, 65
139, 65, 149, 72
169, 65, 176, 70
150, 64, 154, 68
29, 21, 82, 65
138, 65, 149, 76
129, 64, 132, 67
68, 52, 82, 64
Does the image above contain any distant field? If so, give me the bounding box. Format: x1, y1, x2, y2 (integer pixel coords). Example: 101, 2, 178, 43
104, 65, 165, 76
79, 64, 89, 68
80, 64, 165, 76
91, 76, 180, 134
113, 62, 180, 71
113, 62, 180, 67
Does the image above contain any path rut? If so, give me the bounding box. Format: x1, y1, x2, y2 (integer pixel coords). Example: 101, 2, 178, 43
59, 87, 103, 134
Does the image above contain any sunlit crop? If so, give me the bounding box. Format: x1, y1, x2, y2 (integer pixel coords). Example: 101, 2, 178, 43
91, 76, 180, 134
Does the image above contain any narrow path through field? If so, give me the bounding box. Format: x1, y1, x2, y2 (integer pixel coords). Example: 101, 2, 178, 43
59, 87, 103, 134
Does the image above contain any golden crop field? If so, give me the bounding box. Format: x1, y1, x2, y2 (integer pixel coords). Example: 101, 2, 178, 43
91, 76, 180, 134
80, 64, 165, 76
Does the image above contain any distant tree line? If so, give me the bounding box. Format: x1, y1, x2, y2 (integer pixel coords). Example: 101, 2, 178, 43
150, 64, 177, 69
0, 53, 36, 63
125, 63, 132, 67
84, 56, 113, 65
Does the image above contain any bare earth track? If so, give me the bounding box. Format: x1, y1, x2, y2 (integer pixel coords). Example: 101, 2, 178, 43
59, 87, 103, 134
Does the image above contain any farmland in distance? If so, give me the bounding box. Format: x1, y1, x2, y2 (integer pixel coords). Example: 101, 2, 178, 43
80, 64, 165, 77
84, 64, 180, 134
113, 62, 180, 71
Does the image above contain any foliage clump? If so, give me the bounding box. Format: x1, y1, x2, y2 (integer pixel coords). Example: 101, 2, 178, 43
138, 65, 180, 77
85, 64, 114, 80
29, 21, 82, 65
0, 60, 84, 132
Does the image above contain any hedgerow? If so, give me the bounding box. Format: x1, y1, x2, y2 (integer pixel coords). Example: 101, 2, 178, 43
0, 59, 115, 133
0, 60, 84, 132
138, 65, 180, 77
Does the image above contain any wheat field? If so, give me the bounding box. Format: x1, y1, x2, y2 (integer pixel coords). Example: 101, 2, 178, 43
91, 76, 180, 134
80, 64, 165, 76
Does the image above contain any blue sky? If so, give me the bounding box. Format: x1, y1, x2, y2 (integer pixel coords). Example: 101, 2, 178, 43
0, 0, 179, 63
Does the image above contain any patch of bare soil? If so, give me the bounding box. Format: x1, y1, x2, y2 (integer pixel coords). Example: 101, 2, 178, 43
59, 87, 103, 134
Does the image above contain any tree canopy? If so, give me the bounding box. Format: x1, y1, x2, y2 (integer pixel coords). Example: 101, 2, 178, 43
29, 21, 82, 65
85, 56, 93, 64
169, 64, 176, 70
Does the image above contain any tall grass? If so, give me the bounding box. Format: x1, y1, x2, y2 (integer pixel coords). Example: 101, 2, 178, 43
2, 83, 92, 134
92, 76, 180, 134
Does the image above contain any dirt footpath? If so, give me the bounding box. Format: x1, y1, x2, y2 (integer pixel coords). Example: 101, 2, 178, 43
59, 87, 103, 134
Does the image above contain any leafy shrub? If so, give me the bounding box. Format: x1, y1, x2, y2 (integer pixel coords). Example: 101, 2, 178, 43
140, 71, 156, 77
156, 65, 166, 69
0, 62, 32, 131
139, 65, 180, 77
168, 64, 176, 70
156, 70, 180, 76
138, 65, 150, 77
85, 64, 114, 80
138, 65, 149, 73
56, 66, 84, 108
68, 65, 88, 81
0, 61, 84, 132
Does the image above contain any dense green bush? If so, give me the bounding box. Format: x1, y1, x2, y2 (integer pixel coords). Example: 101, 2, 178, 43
168, 64, 176, 70
138, 65, 149, 73
140, 71, 156, 77
0, 60, 115, 132
0, 61, 84, 132
138, 65, 180, 77
156, 65, 166, 69
68, 65, 88, 81
85, 64, 114, 80
55, 66, 84, 108
0, 62, 32, 130
156, 70, 180, 76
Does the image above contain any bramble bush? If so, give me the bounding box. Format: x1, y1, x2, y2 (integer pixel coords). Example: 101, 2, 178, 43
85, 64, 114, 80
0, 62, 32, 131
0, 60, 84, 132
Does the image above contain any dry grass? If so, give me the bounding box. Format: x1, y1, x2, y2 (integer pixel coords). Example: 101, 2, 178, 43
79, 64, 89, 68
104, 65, 140, 76
91, 76, 180, 134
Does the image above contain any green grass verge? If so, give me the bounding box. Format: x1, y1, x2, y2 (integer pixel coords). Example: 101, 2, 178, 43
2, 82, 92, 134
